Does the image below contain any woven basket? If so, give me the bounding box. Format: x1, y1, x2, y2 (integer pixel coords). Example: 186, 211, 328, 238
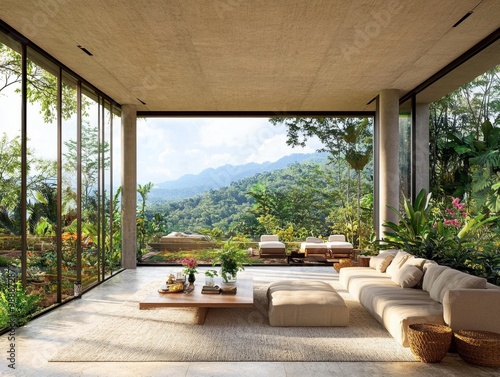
408, 323, 452, 363
454, 330, 500, 367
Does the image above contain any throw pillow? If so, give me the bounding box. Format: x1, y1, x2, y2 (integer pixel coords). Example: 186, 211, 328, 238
369, 250, 397, 269
405, 256, 427, 270
429, 268, 487, 303
386, 250, 412, 277
391, 265, 424, 288
421, 264, 449, 292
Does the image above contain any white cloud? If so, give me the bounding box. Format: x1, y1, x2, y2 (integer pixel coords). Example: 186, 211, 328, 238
135, 117, 327, 184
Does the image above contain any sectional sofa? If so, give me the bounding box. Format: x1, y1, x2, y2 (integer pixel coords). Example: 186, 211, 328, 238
339, 250, 500, 347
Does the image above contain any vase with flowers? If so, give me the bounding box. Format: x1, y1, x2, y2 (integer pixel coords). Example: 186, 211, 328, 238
213, 240, 252, 283
181, 257, 198, 284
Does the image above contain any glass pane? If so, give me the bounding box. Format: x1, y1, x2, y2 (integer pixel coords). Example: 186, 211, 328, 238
81, 85, 100, 289
0, 36, 23, 328
61, 71, 78, 298
110, 107, 121, 273
399, 100, 412, 206
26, 47, 58, 307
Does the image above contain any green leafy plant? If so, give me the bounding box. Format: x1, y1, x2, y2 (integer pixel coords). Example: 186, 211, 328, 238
204, 269, 218, 278
213, 240, 252, 282
0, 271, 41, 329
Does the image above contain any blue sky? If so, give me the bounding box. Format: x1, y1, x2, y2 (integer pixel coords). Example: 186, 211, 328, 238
136, 117, 322, 184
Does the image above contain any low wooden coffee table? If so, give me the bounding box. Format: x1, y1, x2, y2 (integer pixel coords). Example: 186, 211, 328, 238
139, 274, 254, 325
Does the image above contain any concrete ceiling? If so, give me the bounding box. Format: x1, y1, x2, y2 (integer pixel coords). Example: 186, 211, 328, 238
0, 0, 499, 112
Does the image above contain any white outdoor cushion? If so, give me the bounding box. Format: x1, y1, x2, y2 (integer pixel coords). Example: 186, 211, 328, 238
260, 235, 279, 242
429, 268, 487, 303
391, 265, 424, 288
328, 235, 346, 242
305, 237, 323, 243
386, 250, 412, 277
259, 241, 285, 249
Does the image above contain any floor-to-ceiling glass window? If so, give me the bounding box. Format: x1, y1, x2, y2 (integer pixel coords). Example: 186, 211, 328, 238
80, 85, 101, 289
0, 25, 122, 330
0, 35, 23, 328
25, 47, 59, 306
399, 99, 412, 205
61, 71, 79, 298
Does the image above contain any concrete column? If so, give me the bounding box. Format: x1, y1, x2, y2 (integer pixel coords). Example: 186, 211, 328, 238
377, 89, 400, 238
415, 103, 430, 195
121, 104, 137, 269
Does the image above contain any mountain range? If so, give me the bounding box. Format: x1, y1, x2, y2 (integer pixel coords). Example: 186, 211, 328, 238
149, 152, 328, 203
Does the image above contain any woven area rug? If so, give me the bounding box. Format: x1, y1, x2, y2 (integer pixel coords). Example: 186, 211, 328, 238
50, 280, 414, 362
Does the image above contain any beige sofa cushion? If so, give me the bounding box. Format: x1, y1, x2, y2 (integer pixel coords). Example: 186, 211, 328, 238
369, 250, 397, 272
358, 284, 444, 347
386, 251, 412, 277
422, 264, 449, 292
429, 269, 487, 303
267, 280, 349, 326
404, 256, 426, 269
391, 265, 424, 288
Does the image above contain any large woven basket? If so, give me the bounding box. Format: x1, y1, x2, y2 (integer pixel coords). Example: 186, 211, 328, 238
408, 323, 452, 363
454, 330, 500, 367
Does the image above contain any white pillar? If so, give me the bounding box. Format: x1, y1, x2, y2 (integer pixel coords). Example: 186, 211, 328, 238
121, 104, 137, 269
377, 89, 400, 238
415, 103, 430, 194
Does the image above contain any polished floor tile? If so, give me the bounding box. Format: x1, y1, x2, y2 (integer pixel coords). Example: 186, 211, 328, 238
0, 266, 498, 377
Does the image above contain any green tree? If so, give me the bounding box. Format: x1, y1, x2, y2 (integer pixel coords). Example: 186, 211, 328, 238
270, 117, 373, 247
137, 182, 154, 260
62, 122, 110, 216
0, 133, 56, 234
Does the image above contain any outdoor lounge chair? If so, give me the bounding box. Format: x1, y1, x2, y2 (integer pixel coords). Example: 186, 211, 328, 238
326, 234, 353, 260
299, 237, 328, 259
258, 235, 286, 258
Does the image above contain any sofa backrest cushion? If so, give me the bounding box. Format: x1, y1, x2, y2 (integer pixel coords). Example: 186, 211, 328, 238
328, 235, 346, 242
369, 250, 397, 272
260, 235, 279, 242
386, 250, 412, 277
429, 268, 487, 303
305, 236, 323, 243
422, 264, 449, 293
391, 265, 424, 288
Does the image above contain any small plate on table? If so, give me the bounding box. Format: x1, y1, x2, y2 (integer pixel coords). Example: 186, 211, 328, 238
158, 282, 184, 293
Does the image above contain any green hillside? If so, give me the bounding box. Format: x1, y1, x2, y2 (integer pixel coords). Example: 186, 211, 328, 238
146, 157, 374, 244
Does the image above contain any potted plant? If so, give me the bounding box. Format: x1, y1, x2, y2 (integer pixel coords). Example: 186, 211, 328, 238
204, 269, 218, 287
213, 240, 252, 283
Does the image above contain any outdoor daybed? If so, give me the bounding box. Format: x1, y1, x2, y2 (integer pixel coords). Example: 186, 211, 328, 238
258, 235, 286, 258
325, 234, 353, 260
339, 250, 500, 347
149, 231, 216, 251
299, 237, 329, 258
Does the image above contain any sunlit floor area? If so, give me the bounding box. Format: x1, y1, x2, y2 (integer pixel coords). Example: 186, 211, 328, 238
1, 266, 498, 377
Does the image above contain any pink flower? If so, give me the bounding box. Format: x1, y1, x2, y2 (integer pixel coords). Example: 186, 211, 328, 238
462, 212, 467, 218
452, 197, 461, 208
444, 219, 453, 226
445, 208, 455, 215
181, 258, 198, 268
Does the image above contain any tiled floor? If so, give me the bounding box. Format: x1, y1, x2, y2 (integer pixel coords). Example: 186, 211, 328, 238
1, 266, 499, 377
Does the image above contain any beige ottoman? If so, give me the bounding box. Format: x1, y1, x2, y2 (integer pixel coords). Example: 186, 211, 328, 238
267, 280, 349, 326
